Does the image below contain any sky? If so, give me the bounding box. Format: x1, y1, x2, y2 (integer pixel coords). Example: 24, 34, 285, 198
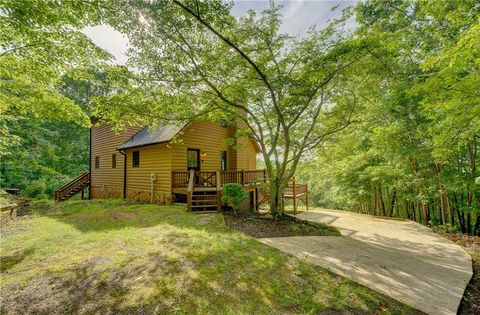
82, 0, 356, 65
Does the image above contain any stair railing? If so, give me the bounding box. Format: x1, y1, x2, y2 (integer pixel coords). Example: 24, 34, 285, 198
54, 172, 90, 202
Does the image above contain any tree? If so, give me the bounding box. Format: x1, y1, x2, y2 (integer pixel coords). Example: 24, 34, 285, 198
97, 0, 368, 217
0, 69, 119, 197
0, 0, 115, 154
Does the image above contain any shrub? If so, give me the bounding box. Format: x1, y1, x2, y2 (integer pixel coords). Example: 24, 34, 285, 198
24, 180, 46, 198
222, 183, 247, 215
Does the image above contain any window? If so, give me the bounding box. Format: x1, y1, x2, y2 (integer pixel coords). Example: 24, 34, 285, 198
187, 149, 200, 171
220, 151, 227, 171
95, 156, 100, 169
112, 154, 116, 168
132, 151, 140, 168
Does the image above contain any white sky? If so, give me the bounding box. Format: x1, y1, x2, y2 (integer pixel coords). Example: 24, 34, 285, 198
82, 0, 355, 65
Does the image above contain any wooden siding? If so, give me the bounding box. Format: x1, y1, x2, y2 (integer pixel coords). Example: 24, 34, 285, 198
236, 137, 258, 170
90, 124, 142, 198
171, 121, 233, 171
124, 143, 172, 203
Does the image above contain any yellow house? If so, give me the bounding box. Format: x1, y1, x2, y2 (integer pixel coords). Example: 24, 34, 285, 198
87, 120, 263, 211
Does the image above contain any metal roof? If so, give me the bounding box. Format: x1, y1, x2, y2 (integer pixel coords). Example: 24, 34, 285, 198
118, 122, 187, 150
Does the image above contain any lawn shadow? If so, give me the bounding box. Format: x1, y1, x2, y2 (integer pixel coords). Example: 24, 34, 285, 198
35, 199, 229, 234
0, 233, 415, 314
0, 248, 34, 272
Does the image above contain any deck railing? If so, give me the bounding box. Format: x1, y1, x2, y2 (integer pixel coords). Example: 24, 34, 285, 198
284, 183, 308, 196
172, 169, 267, 188
194, 171, 217, 188
172, 171, 189, 188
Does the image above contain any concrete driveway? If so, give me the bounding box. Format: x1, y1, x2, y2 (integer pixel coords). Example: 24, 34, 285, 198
258, 209, 472, 315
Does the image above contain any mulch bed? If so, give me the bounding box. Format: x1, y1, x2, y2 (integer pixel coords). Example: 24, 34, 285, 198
223, 211, 340, 238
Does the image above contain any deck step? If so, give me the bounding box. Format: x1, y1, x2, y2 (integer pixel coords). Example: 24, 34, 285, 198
192, 199, 217, 203
191, 204, 217, 208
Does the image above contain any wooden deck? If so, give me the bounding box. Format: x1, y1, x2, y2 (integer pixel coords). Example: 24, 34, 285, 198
172, 170, 308, 212
172, 170, 267, 194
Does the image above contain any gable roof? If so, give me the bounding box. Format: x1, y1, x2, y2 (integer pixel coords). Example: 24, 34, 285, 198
118, 122, 187, 150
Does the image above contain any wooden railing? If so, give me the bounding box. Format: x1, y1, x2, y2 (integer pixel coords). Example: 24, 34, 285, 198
283, 177, 309, 214
172, 171, 189, 188
284, 183, 308, 196
195, 171, 217, 188
244, 170, 267, 185
172, 169, 267, 189
54, 172, 90, 202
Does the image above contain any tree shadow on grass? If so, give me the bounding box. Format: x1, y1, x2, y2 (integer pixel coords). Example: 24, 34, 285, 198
0, 237, 416, 315
1, 200, 418, 314
34, 199, 229, 234
0, 248, 34, 272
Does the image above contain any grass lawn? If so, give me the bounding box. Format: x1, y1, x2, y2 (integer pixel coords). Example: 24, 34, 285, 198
1, 200, 418, 314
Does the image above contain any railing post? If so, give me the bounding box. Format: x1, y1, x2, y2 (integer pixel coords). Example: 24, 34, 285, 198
306, 184, 309, 211
216, 171, 221, 212
293, 177, 297, 215
263, 169, 267, 182
241, 169, 245, 186
187, 170, 194, 211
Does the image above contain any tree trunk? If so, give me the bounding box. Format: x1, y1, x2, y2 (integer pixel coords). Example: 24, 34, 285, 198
404, 199, 410, 220
439, 192, 446, 225
389, 190, 396, 217
422, 202, 430, 226
378, 184, 386, 217
435, 163, 446, 225
467, 137, 477, 235
467, 191, 473, 235
269, 177, 287, 218
445, 191, 454, 226
474, 213, 480, 237
453, 192, 466, 233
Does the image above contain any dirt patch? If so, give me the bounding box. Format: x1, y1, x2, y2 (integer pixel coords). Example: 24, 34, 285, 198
442, 233, 480, 315
223, 212, 340, 238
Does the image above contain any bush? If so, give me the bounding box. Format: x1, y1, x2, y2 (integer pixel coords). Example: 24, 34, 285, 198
222, 183, 247, 215
24, 180, 46, 198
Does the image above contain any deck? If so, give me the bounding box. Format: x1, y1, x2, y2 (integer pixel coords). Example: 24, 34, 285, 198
172, 170, 308, 213
172, 170, 267, 194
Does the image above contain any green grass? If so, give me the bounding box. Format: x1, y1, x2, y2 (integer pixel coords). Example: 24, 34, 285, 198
0, 200, 418, 314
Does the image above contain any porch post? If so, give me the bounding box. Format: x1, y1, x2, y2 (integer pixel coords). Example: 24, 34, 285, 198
293, 177, 297, 215
216, 171, 221, 212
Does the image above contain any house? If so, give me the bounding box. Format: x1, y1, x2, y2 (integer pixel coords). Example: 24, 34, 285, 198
87, 120, 264, 211
54, 119, 309, 212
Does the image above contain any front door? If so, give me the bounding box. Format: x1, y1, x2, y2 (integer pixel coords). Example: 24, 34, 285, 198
187, 149, 200, 171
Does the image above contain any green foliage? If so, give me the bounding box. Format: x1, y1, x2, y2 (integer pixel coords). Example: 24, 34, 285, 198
298, 0, 480, 235
222, 183, 247, 214
23, 180, 46, 199
0, 69, 123, 197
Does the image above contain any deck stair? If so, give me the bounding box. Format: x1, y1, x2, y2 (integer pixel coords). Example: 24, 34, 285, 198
191, 190, 219, 211
54, 172, 90, 202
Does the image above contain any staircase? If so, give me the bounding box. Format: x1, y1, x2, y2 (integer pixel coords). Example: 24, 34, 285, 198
190, 189, 220, 212
54, 172, 90, 202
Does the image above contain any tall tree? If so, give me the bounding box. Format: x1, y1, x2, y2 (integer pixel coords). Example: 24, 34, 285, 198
97, 0, 368, 216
